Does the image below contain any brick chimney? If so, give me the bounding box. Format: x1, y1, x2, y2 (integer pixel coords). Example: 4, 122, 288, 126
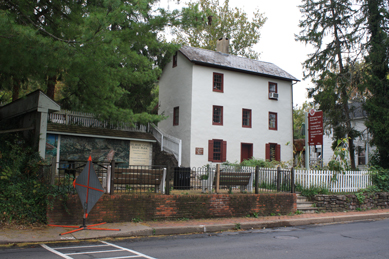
216, 37, 229, 54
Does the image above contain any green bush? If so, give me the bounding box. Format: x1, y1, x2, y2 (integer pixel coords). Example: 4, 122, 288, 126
296, 184, 329, 199
370, 166, 389, 192
0, 133, 67, 224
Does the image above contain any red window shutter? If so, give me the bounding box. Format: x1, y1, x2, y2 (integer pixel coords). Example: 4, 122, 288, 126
266, 143, 270, 161
221, 141, 227, 162
276, 144, 281, 161
208, 140, 214, 162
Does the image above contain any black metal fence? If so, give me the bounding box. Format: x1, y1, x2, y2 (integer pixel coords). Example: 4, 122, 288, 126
54, 160, 111, 194
53, 160, 167, 194
168, 165, 294, 194
52, 161, 294, 195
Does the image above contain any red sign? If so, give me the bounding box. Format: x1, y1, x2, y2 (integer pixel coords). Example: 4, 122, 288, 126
308, 109, 323, 145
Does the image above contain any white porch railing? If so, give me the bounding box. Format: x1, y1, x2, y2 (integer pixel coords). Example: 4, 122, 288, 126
48, 110, 148, 132
294, 169, 372, 193
149, 124, 182, 167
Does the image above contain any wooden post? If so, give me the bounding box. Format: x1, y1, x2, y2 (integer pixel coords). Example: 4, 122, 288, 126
110, 160, 115, 195
216, 164, 220, 193
291, 167, 295, 193
277, 166, 281, 192
255, 166, 259, 194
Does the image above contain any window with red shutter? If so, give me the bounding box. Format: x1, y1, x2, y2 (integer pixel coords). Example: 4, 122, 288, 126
208, 139, 227, 162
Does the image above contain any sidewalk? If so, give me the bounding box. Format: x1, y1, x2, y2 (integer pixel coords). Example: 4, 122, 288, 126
1, 209, 389, 245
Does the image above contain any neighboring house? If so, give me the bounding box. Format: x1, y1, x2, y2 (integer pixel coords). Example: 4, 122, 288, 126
315, 102, 374, 169
158, 39, 299, 168
0, 90, 169, 167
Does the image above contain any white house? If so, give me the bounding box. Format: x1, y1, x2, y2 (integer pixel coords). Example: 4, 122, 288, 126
158, 39, 299, 168
319, 102, 374, 169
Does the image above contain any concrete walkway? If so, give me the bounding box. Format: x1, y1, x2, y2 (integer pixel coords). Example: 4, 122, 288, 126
1, 209, 389, 245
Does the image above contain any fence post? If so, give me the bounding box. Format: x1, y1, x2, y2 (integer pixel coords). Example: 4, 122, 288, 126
255, 166, 259, 194
110, 160, 115, 195
216, 164, 220, 193
277, 166, 281, 192
291, 168, 295, 193
165, 167, 170, 195
50, 156, 56, 185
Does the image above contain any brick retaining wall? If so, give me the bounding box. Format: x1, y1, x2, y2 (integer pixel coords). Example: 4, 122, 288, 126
47, 193, 297, 225
312, 192, 389, 212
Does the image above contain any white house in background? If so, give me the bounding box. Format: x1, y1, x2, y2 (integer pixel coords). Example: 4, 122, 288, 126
158, 39, 299, 168
318, 102, 374, 169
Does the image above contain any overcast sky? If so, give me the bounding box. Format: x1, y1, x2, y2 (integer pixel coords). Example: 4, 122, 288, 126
159, 0, 314, 107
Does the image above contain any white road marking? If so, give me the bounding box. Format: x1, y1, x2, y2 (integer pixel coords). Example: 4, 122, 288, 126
40, 244, 73, 259
41, 241, 157, 259
101, 241, 157, 259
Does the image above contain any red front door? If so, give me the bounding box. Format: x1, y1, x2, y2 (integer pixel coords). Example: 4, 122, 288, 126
241, 143, 253, 163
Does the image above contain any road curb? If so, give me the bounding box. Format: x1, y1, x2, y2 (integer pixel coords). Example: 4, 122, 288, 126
149, 213, 389, 236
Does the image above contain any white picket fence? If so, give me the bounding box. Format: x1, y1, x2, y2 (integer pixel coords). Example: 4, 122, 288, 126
294, 169, 372, 192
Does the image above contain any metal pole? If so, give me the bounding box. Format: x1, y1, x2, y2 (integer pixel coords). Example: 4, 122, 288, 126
277, 166, 281, 192
291, 168, 295, 193
110, 160, 115, 195
255, 166, 259, 194
216, 164, 220, 193
305, 112, 310, 170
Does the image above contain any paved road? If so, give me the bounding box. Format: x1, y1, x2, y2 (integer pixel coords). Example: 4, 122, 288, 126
1, 219, 388, 259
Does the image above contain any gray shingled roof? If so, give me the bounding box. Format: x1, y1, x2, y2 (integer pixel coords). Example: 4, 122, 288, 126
179, 46, 299, 81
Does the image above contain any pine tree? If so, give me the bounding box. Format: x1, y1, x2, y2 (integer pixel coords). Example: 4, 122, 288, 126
0, 0, 204, 124
296, 0, 363, 169
362, 0, 389, 167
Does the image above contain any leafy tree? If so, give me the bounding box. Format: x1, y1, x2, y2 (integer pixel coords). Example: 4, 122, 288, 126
293, 101, 315, 139
296, 0, 363, 169
361, 0, 389, 168
172, 0, 266, 59
0, 0, 205, 124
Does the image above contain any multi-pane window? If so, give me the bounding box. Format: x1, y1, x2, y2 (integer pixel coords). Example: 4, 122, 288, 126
208, 139, 227, 162
213, 106, 223, 125
213, 73, 224, 92
242, 109, 252, 128
269, 112, 277, 130
173, 106, 179, 126
269, 82, 277, 93
213, 140, 222, 161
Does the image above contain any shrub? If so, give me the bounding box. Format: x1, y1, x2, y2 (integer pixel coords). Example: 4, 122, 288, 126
0, 133, 67, 224
369, 166, 389, 192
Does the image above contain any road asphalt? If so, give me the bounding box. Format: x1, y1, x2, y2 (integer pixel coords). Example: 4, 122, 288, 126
1, 209, 389, 245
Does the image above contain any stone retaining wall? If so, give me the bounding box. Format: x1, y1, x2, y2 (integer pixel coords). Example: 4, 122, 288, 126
47, 193, 296, 225
312, 192, 389, 212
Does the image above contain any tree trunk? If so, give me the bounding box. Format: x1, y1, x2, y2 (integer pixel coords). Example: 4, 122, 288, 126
12, 78, 20, 102
47, 75, 57, 100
